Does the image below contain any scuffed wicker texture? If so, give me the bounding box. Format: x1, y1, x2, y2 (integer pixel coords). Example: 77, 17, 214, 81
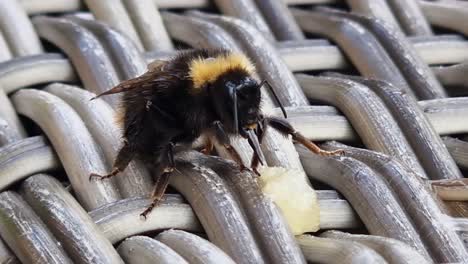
0, 0, 467, 263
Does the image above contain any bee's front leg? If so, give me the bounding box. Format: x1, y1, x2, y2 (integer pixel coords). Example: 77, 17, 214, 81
240, 127, 266, 176
264, 116, 344, 156
212, 121, 248, 172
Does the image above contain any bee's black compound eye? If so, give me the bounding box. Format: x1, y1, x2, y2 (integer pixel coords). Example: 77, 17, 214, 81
236, 80, 260, 99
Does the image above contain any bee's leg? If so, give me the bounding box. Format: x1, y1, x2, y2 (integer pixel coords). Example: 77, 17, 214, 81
140, 142, 175, 219
251, 121, 267, 176
212, 121, 247, 171
241, 127, 265, 176
265, 116, 344, 156
89, 141, 135, 181
256, 116, 266, 143
200, 137, 214, 155
250, 155, 261, 176
139, 171, 171, 219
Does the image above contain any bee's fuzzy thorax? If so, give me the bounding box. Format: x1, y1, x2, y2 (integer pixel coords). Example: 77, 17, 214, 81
189, 52, 255, 90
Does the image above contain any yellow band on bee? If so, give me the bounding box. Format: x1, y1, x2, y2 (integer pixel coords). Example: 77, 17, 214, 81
189, 52, 255, 90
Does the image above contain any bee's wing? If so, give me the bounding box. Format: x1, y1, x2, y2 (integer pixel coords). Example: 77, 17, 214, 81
147, 59, 167, 71
91, 60, 169, 100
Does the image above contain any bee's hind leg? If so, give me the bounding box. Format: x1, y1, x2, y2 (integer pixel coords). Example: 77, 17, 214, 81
139, 171, 171, 219
140, 142, 175, 219
264, 116, 344, 156
89, 141, 135, 181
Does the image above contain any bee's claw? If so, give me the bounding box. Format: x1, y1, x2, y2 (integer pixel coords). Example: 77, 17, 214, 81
89, 168, 120, 182
139, 207, 152, 220
336, 149, 345, 156
139, 198, 162, 220
318, 149, 345, 157
253, 168, 261, 177
89, 173, 103, 182
139, 212, 148, 221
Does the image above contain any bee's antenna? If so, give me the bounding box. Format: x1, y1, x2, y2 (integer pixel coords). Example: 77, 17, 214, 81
229, 87, 239, 134
260, 80, 287, 118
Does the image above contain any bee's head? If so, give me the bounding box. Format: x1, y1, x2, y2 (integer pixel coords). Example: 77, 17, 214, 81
209, 71, 261, 134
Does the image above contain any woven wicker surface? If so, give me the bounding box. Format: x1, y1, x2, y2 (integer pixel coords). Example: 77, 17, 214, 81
0, 0, 468, 263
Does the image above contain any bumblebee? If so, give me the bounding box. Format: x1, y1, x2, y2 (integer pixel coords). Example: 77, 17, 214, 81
90, 49, 343, 218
